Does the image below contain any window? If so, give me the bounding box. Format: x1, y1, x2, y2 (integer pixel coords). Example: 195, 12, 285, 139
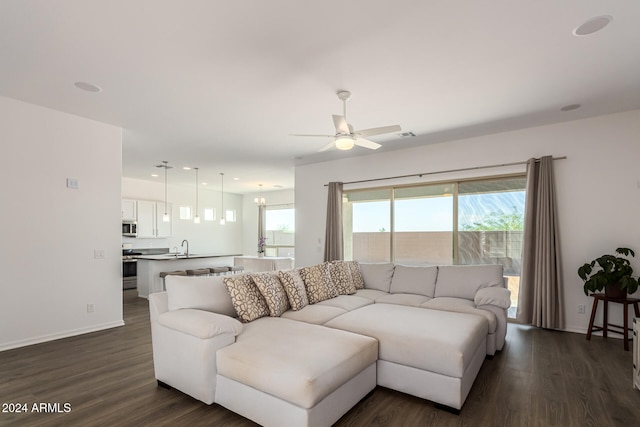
179, 205, 192, 220
343, 175, 525, 318
225, 210, 236, 222
204, 208, 216, 221
265, 205, 295, 258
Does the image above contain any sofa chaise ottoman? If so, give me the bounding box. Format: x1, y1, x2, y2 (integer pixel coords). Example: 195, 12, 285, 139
216, 317, 378, 427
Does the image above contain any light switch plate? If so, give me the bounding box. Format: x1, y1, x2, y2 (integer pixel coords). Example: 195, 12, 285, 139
66, 178, 79, 189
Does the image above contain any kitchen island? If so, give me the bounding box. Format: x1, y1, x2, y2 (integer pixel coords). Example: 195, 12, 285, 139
136, 253, 241, 298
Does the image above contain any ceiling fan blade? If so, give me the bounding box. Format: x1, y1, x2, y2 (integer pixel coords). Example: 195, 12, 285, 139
290, 133, 335, 138
332, 115, 350, 134
318, 141, 336, 152
354, 138, 381, 150
355, 124, 401, 137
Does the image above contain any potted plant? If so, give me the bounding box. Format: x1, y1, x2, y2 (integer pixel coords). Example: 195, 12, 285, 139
578, 247, 639, 298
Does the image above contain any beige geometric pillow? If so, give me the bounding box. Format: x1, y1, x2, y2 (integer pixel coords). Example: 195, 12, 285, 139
300, 262, 337, 304
223, 275, 270, 322
329, 261, 356, 295
278, 269, 309, 311
347, 261, 365, 290
251, 272, 290, 317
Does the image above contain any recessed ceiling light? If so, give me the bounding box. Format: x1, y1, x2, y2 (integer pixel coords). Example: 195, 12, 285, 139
74, 81, 102, 93
183, 166, 192, 170
201, 182, 208, 185
560, 104, 581, 112
233, 177, 240, 181
573, 15, 613, 37
151, 174, 159, 177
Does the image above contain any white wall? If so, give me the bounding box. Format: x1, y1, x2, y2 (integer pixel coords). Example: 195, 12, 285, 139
295, 109, 640, 334
122, 177, 244, 256
0, 96, 123, 351
241, 189, 295, 256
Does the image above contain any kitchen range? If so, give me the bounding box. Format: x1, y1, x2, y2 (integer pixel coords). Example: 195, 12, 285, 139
121, 245, 170, 290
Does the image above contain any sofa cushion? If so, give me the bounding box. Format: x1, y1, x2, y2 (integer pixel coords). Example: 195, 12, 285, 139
475, 286, 512, 309
354, 288, 390, 301
278, 269, 309, 311
300, 263, 338, 304
223, 275, 270, 323
280, 304, 347, 325
251, 272, 291, 317
325, 303, 487, 378
216, 317, 378, 409
435, 264, 504, 300
329, 261, 357, 295
165, 275, 236, 317
389, 265, 438, 297
421, 297, 497, 333
346, 261, 365, 289
375, 293, 431, 307
359, 262, 395, 292
158, 309, 243, 339
316, 295, 373, 312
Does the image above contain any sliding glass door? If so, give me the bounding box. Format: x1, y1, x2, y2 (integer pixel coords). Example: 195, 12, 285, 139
343, 175, 526, 317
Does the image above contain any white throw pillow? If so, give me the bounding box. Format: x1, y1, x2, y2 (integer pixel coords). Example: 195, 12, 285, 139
474, 286, 512, 309
389, 265, 438, 297
435, 264, 504, 300
359, 263, 395, 292
165, 275, 236, 317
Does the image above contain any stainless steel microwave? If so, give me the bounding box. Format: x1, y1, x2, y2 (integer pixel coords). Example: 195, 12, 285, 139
122, 221, 137, 237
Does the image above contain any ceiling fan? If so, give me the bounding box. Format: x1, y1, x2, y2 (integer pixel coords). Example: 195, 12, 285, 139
292, 91, 401, 152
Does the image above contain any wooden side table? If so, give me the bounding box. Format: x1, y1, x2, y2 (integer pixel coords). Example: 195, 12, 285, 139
586, 293, 640, 351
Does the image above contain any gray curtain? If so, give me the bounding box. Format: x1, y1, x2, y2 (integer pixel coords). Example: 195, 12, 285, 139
517, 156, 564, 329
258, 204, 266, 254
324, 182, 343, 262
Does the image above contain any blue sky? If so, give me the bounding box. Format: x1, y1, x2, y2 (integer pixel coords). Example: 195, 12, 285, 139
352, 192, 525, 232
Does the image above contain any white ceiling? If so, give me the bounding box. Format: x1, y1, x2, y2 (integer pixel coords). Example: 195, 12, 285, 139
1, 1, 639, 193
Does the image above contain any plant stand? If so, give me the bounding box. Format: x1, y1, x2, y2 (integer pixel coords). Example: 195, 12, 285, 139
586, 293, 640, 351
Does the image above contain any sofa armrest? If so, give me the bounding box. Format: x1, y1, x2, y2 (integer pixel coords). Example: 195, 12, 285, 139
149, 291, 169, 323
158, 309, 243, 339
474, 287, 511, 309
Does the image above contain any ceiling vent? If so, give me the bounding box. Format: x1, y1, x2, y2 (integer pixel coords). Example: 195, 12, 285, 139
400, 132, 416, 137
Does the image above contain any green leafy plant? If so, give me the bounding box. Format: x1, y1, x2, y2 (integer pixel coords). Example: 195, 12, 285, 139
578, 247, 639, 295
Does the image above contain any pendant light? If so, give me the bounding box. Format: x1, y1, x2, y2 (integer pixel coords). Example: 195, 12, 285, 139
193, 167, 200, 224
155, 160, 173, 222
219, 172, 225, 225
254, 184, 266, 206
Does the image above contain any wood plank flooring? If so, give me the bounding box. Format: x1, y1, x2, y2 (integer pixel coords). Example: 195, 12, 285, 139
1, 290, 639, 426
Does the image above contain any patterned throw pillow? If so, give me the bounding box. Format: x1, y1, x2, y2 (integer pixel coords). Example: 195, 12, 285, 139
278, 269, 309, 311
223, 275, 270, 322
330, 261, 356, 295
347, 261, 365, 290
299, 263, 337, 304
251, 272, 290, 317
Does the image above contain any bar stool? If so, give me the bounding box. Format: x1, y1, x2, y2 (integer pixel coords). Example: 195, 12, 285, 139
228, 266, 245, 275
159, 270, 187, 290
186, 268, 210, 277
209, 267, 230, 276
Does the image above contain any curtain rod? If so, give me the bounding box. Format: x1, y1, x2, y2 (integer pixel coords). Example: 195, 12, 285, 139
324, 156, 566, 187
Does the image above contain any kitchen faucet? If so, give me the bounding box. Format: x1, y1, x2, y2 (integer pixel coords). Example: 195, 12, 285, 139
181, 239, 189, 257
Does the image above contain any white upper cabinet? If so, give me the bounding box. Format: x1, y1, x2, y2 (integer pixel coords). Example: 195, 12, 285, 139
121, 199, 137, 221
136, 200, 172, 238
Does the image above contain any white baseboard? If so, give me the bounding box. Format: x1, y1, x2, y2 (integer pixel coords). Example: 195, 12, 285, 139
0, 320, 125, 352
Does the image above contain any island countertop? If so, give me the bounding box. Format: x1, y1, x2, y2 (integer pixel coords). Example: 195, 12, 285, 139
136, 253, 242, 261
136, 254, 240, 298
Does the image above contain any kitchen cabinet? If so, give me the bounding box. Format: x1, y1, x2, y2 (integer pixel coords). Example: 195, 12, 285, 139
137, 200, 172, 238
121, 199, 137, 221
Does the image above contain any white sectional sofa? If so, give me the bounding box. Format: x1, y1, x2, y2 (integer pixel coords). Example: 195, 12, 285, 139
149, 262, 511, 427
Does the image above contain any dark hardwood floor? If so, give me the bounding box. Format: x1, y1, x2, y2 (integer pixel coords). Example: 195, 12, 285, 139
1, 290, 639, 427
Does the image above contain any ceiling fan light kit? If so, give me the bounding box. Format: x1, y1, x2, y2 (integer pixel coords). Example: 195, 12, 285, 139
294, 90, 401, 152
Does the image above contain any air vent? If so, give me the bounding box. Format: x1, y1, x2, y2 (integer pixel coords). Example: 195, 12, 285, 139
400, 132, 416, 137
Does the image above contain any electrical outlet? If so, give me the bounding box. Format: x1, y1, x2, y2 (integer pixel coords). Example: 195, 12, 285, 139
87, 303, 94, 313
66, 178, 79, 189
578, 304, 585, 314
94, 249, 104, 259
